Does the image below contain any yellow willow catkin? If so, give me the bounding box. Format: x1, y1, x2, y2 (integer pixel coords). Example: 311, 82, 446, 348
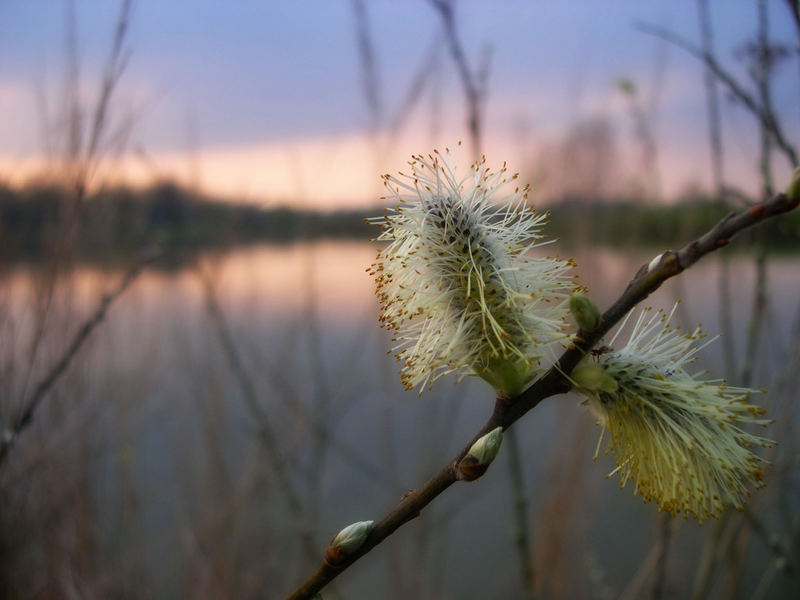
573, 304, 774, 523
369, 146, 577, 396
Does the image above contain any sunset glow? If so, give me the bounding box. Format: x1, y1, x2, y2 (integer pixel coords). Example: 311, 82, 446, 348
1, 2, 796, 208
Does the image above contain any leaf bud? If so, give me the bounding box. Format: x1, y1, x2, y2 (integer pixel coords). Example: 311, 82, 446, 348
458, 426, 503, 481
569, 292, 601, 332
572, 363, 618, 393
647, 252, 665, 273
324, 520, 374, 566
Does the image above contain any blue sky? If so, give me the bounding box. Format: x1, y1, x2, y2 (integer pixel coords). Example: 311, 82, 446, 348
0, 1, 797, 207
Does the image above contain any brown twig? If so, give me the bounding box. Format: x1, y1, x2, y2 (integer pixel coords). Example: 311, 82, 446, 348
0, 249, 158, 468
198, 271, 308, 535
697, 0, 725, 198
427, 0, 491, 161
351, 0, 382, 134
691, 512, 742, 600
84, 0, 133, 174
741, 248, 768, 387
385, 35, 443, 148
63, 0, 134, 209
783, 0, 800, 121
742, 507, 795, 577
199, 267, 348, 600
18, 0, 136, 421
634, 21, 798, 169
652, 515, 673, 600
786, 0, 800, 40
301, 249, 333, 543
506, 428, 536, 599
284, 190, 799, 600
740, 0, 776, 396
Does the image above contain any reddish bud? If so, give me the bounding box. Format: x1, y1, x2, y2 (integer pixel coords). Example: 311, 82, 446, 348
748, 205, 765, 220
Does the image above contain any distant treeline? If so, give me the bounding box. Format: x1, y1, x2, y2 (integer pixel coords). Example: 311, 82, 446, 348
546, 196, 800, 250
1, 181, 798, 263
0, 181, 373, 263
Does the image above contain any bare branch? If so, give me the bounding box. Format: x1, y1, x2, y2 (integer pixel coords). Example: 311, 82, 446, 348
386, 36, 443, 143
634, 21, 798, 168
199, 267, 365, 598
696, 0, 725, 196
427, 0, 489, 159
0, 248, 159, 467
652, 516, 673, 600
64, 0, 83, 167
743, 1, 775, 388
506, 428, 536, 598
351, 0, 382, 132
85, 0, 133, 163
199, 271, 307, 520
785, 0, 800, 40
742, 507, 796, 577
700, 0, 740, 384
284, 190, 800, 600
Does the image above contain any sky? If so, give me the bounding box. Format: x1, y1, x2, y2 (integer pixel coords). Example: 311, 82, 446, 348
0, 0, 798, 209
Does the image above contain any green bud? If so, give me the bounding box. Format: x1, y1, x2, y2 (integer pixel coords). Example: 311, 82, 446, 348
597, 373, 619, 393
786, 167, 800, 202
570, 292, 601, 332
331, 520, 373, 552
469, 427, 503, 464
325, 520, 374, 565
479, 355, 539, 399
572, 363, 617, 393
459, 427, 503, 481
572, 363, 605, 389
647, 252, 666, 273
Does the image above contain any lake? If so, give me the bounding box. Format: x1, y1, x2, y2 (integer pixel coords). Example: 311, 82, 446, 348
1, 240, 798, 599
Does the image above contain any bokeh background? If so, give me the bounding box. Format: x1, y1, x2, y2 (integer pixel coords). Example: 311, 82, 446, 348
0, 1, 798, 598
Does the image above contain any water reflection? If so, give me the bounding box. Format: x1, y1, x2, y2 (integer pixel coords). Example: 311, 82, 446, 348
1, 241, 798, 599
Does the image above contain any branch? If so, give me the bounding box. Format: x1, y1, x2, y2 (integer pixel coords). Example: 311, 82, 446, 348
635, 21, 798, 169
652, 515, 674, 600
284, 191, 799, 600
199, 271, 310, 539
427, 0, 479, 103
351, 0, 381, 133
785, 0, 800, 40
742, 507, 796, 576
386, 35, 443, 144
200, 268, 376, 600
696, 0, 725, 197
506, 428, 536, 598
85, 0, 133, 169
0, 248, 158, 468
427, 0, 489, 160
